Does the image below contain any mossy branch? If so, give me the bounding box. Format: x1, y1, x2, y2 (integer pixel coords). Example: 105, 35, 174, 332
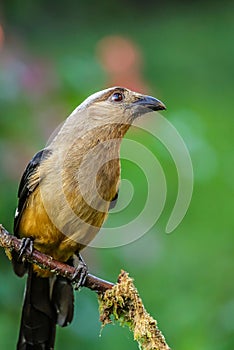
99, 270, 171, 350
0, 224, 170, 350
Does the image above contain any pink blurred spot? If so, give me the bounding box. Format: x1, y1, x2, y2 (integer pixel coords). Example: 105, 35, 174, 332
97, 36, 140, 73
20, 58, 58, 97
96, 35, 149, 93
0, 24, 5, 50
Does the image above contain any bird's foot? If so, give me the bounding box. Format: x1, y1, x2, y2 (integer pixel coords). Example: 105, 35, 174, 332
72, 253, 88, 290
18, 237, 34, 261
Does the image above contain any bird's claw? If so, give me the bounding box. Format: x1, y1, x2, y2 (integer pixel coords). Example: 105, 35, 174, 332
18, 237, 34, 260
72, 254, 88, 290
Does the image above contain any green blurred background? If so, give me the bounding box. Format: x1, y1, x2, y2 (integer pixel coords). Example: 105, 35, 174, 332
0, 1, 234, 349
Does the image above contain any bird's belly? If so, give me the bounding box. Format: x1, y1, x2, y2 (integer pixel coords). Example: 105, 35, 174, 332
18, 186, 109, 276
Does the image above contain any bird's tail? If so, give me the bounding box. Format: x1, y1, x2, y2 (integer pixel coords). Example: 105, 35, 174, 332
17, 266, 74, 350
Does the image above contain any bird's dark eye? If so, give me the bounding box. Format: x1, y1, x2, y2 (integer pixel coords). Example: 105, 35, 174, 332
111, 92, 124, 102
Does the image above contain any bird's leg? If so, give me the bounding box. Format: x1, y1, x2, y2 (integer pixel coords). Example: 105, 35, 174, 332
72, 253, 88, 290
18, 237, 34, 260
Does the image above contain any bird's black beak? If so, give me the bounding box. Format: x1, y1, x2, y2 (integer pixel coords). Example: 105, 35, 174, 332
134, 95, 166, 111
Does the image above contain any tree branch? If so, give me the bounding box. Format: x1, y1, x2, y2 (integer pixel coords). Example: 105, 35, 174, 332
0, 224, 171, 350
0, 224, 113, 293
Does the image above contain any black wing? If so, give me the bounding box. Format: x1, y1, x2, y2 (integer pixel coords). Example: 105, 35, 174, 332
14, 148, 52, 235
109, 190, 119, 210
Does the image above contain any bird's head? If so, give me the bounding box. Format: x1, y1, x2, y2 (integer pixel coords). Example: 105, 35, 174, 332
79, 86, 166, 125
55, 87, 166, 147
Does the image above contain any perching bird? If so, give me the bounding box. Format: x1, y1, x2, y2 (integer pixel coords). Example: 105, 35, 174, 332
12, 86, 166, 349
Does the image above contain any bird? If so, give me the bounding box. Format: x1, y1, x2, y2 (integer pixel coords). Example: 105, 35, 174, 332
12, 86, 166, 349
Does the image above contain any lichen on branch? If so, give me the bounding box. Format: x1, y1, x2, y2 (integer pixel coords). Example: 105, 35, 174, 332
99, 270, 170, 350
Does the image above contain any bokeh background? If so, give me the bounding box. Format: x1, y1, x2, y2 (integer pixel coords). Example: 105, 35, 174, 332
0, 1, 234, 349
